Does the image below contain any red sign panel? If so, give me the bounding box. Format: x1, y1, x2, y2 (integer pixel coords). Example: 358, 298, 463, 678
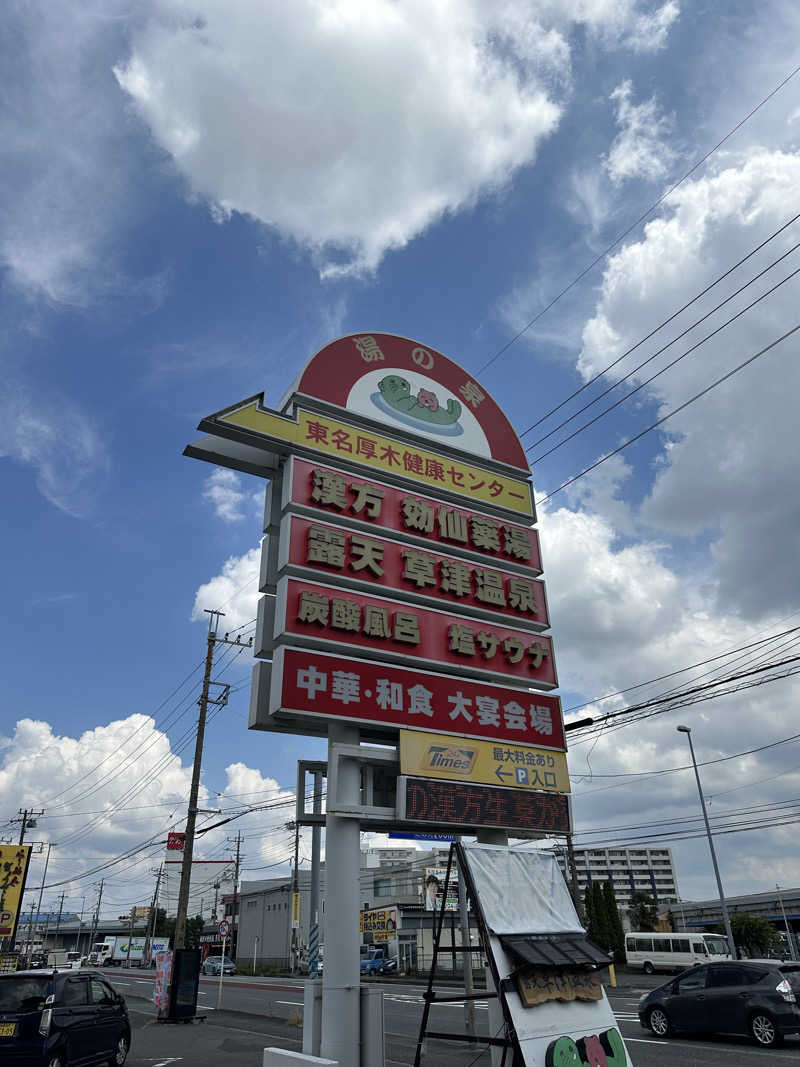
275, 577, 557, 688
166, 832, 185, 851
281, 515, 549, 630
272, 646, 565, 748
402, 778, 571, 835
284, 457, 541, 574
295, 333, 529, 471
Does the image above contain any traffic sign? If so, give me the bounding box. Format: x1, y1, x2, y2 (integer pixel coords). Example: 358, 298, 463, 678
218, 920, 230, 938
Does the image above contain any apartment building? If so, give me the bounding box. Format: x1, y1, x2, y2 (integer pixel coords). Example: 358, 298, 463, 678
556, 846, 679, 921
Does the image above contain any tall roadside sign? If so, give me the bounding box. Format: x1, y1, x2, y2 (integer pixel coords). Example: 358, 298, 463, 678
185, 333, 570, 1066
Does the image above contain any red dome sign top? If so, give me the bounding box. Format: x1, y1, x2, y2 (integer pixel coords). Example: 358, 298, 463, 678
292, 333, 529, 473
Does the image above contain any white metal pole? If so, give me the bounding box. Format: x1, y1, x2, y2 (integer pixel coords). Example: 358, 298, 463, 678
776, 885, 796, 960
253, 936, 258, 974
677, 726, 736, 959
320, 723, 361, 1067
217, 933, 226, 1009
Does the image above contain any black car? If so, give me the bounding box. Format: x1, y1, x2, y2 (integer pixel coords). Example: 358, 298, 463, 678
0, 969, 130, 1066
639, 959, 800, 1047
29, 954, 49, 970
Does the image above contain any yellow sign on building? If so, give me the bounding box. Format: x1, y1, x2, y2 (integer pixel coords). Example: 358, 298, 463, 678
399, 731, 570, 794
0, 844, 31, 939
360, 906, 399, 941
212, 398, 534, 517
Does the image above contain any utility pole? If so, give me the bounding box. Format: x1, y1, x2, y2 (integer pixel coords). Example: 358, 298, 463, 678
25, 843, 53, 960
231, 831, 241, 960
144, 865, 163, 966
173, 610, 245, 951
53, 892, 65, 956
14, 808, 44, 845
78, 896, 86, 956
126, 910, 135, 967
89, 880, 104, 956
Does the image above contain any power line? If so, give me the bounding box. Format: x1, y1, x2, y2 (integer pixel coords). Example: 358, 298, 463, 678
569, 656, 800, 748
40, 659, 205, 808
540, 321, 800, 501
521, 212, 800, 445
476, 62, 800, 376
562, 620, 800, 716
529, 248, 800, 462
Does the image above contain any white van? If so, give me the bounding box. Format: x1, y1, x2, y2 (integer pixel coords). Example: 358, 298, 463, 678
625, 931, 731, 973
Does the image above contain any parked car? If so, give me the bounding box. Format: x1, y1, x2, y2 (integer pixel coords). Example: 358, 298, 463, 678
378, 956, 398, 976
0, 968, 130, 1065
361, 948, 391, 976
639, 959, 800, 1048
201, 956, 236, 976
64, 953, 82, 970
28, 954, 49, 970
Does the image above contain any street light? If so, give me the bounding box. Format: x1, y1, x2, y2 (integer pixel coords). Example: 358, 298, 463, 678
676, 725, 736, 959
775, 884, 797, 961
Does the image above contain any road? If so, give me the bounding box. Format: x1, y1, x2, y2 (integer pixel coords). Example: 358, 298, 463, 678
105, 968, 800, 1065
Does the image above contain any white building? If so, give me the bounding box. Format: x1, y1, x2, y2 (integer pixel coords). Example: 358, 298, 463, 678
556, 846, 679, 921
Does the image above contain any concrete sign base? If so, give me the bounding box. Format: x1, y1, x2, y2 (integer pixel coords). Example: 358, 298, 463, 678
263, 1050, 338, 1066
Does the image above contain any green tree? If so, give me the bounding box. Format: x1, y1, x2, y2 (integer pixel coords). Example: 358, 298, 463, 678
603, 882, 626, 963
584, 886, 595, 939
629, 892, 658, 932
591, 882, 612, 952
718, 913, 778, 958
154, 912, 204, 949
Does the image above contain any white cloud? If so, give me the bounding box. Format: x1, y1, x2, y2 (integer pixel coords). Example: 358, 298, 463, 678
114, 0, 676, 277
0, 713, 301, 916
0, 381, 108, 516
203, 469, 247, 522
0, 2, 155, 306
0, 714, 194, 910
604, 79, 675, 186
191, 545, 261, 633
537, 497, 800, 898
578, 147, 800, 618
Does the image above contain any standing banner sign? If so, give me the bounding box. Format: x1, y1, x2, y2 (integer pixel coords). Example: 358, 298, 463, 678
0, 844, 31, 946
153, 950, 172, 1014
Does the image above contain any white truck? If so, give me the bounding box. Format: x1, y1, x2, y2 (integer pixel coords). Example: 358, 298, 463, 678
92, 936, 169, 967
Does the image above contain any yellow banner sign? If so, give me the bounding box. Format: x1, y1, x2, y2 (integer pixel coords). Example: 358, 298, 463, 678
291, 892, 301, 929
400, 731, 570, 793
210, 398, 533, 517
360, 906, 399, 935
0, 844, 31, 939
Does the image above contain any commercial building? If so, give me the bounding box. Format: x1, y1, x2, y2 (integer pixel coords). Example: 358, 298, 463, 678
667, 886, 800, 955
555, 846, 680, 923
235, 846, 480, 973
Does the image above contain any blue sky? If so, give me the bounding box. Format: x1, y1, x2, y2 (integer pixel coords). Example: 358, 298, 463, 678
3, 0, 800, 919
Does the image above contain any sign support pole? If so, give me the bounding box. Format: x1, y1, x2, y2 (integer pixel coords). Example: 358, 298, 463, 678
320, 723, 361, 1067
218, 933, 226, 1009
456, 837, 476, 1044
476, 830, 507, 1067
309, 770, 323, 978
